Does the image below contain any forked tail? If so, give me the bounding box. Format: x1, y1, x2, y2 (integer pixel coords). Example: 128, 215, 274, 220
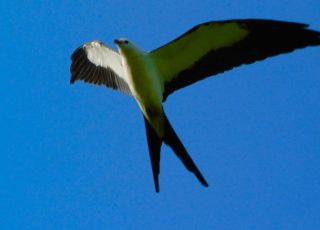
143, 113, 208, 192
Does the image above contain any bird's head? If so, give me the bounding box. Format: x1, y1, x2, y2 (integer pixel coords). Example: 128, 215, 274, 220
114, 38, 145, 57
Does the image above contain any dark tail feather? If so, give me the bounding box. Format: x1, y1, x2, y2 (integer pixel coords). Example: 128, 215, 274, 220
163, 114, 209, 187
143, 116, 162, 192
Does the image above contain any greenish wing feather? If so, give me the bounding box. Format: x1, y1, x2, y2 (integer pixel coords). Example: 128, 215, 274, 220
149, 20, 320, 101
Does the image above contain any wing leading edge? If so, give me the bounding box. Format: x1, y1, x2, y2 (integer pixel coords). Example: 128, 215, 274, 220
149, 19, 320, 101
70, 41, 132, 95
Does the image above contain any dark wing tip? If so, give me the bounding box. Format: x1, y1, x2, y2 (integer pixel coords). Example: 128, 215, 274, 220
70, 46, 86, 82
70, 46, 83, 60
162, 19, 320, 100
69, 43, 132, 95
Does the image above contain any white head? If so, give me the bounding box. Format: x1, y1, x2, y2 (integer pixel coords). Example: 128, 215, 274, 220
114, 38, 145, 57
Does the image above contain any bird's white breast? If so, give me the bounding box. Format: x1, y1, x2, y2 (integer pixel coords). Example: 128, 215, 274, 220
121, 53, 163, 110
118, 45, 165, 136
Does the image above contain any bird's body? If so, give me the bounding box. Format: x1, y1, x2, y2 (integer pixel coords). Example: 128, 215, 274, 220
70, 19, 320, 192
118, 43, 165, 136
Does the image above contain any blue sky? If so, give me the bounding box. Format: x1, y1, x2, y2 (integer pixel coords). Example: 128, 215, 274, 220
1, 0, 320, 229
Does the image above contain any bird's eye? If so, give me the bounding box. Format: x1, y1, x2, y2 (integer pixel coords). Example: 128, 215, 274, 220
124, 40, 129, 44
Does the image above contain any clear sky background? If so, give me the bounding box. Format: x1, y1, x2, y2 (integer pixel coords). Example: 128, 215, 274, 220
1, 0, 320, 229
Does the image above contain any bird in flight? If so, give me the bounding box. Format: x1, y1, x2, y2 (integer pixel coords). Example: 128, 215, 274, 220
70, 19, 320, 192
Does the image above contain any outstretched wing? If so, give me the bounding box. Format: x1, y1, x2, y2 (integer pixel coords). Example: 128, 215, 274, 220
70, 40, 132, 95
149, 19, 320, 101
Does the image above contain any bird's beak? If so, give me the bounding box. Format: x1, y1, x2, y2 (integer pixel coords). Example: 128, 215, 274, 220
114, 39, 120, 45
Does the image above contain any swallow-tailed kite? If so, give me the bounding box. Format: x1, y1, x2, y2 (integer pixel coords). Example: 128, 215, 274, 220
70, 19, 320, 192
